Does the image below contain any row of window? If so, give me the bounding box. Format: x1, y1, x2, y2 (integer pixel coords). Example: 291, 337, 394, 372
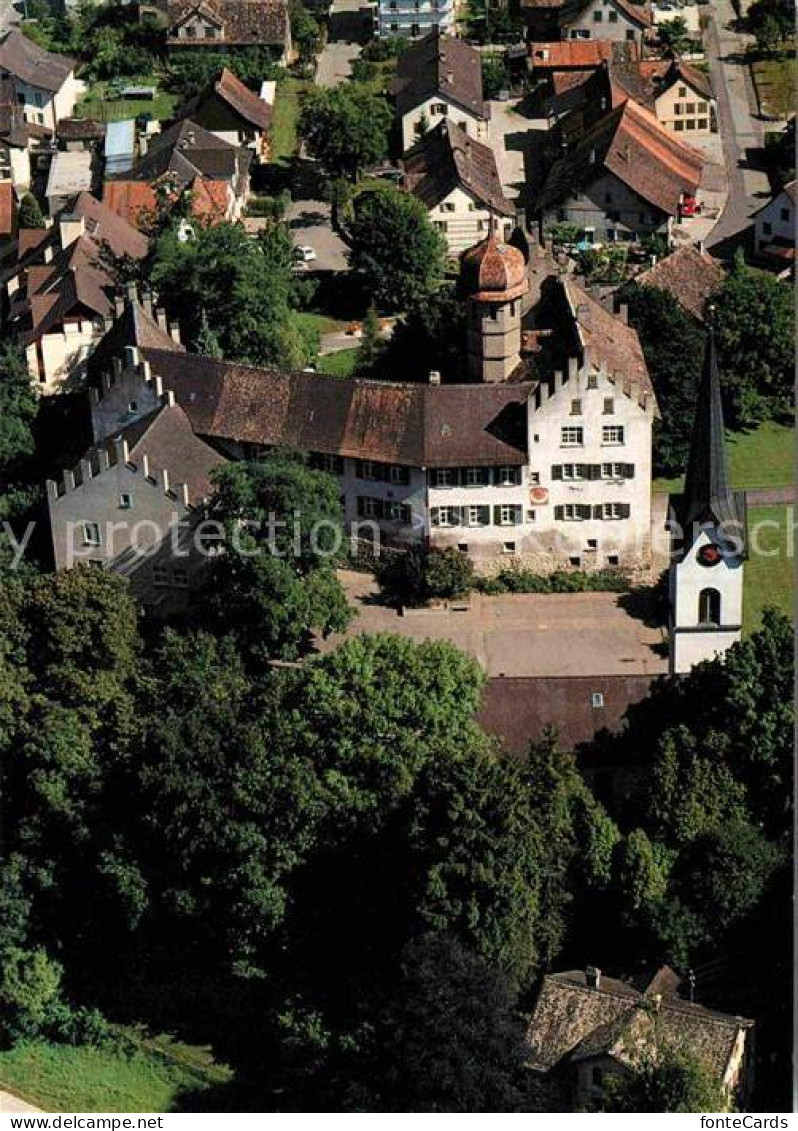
431, 466, 522, 489
431, 504, 524, 528
592, 9, 619, 21
571, 397, 615, 415
154, 566, 189, 588
357, 497, 413, 523
555, 503, 631, 521
673, 119, 709, 131
180, 25, 219, 38
433, 219, 489, 233
562, 425, 625, 446
673, 102, 709, 115
552, 462, 635, 480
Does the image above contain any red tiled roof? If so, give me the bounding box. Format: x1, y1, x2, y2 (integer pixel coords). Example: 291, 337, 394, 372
102, 180, 158, 229
166, 0, 289, 48
528, 40, 618, 69
538, 98, 703, 217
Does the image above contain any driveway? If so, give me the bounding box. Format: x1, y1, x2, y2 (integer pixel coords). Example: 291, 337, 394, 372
315, 0, 371, 87
315, 573, 667, 677
703, 0, 773, 253
286, 199, 349, 272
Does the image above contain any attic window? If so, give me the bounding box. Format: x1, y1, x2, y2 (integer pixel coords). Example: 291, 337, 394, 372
592, 692, 604, 709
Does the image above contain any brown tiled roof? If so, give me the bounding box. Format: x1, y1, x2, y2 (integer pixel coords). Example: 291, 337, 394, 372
635, 244, 726, 322
102, 180, 158, 228
609, 0, 653, 28
527, 969, 753, 1079
118, 118, 250, 187
393, 28, 488, 122
402, 120, 514, 217
479, 674, 656, 754
550, 70, 595, 97
0, 179, 14, 236
140, 348, 532, 467
537, 98, 703, 217
70, 191, 150, 259
214, 67, 272, 129
166, 0, 289, 47
0, 29, 74, 92
610, 59, 713, 109
103, 173, 231, 227
57, 117, 106, 142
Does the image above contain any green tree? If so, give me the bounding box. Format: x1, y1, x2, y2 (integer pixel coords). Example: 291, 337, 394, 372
422, 548, 475, 600
289, 0, 322, 62
481, 56, 508, 99
355, 305, 383, 373
0, 342, 37, 513
382, 282, 466, 382
603, 1047, 728, 1112
204, 453, 351, 662
713, 258, 794, 425
347, 188, 446, 312
658, 16, 692, 56
616, 281, 707, 475
372, 935, 527, 1111
298, 85, 393, 180
149, 221, 314, 369
747, 0, 793, 52
17, 193, 45, 230
0, 947, 64, 1042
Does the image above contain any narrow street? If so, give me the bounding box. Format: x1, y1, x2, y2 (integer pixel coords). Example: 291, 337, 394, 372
314, 0, 371, 87
703, 0, 773, 253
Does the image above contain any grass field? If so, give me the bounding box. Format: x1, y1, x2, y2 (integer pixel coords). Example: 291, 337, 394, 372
317, 348, 359, 377
270, 77, 307, 163
77, 79, 177, 124
653, 420, 794, 494
750, 51, 796, 120
743, 505, 794, 633
295, 311, 350, 337
0, 1037, 231, 1113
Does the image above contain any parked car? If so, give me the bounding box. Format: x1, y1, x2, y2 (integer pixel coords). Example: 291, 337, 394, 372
294, 245, 317, 263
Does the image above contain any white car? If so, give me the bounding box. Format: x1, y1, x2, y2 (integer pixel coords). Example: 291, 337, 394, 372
295, 245, 317, 263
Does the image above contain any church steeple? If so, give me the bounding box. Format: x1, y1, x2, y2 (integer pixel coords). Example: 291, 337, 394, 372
680, 326, 743, 541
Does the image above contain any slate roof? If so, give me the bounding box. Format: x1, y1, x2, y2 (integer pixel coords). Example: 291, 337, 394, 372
139, 348, 532, 467
0, 29, 74, 92
392, 28, 488, 122
166, 0, 290, 47
537, 98, 703, 217
179, 67, 272, 131
402, 120, 514, 216
527, 968, 753, 1081
636, 244, 726, 322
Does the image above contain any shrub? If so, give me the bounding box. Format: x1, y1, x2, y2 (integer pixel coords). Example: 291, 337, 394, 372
0, 947, 63, 1043
423, 548, 475, 600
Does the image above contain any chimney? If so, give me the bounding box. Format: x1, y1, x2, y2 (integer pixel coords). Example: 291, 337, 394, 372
428, 370, 441, 385
165, 388, 176, 407
141, 287, 154, 317
618, 302, 628, 325
169, 322, 181, 344
586, 966, 601, 990
125, 280, 137, 303
155, 307, 168, 331
59, 212, 85, 249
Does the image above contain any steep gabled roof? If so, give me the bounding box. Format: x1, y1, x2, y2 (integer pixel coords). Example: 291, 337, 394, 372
165, 0, 290, 47
402, 120, 515, 216
610, 58, 714, 109
179, 67, 272, 131
537, 98, 703, 217
392, 28, 489, 122
139, 348, 531, 468
87, 296, 185, 383
636, 244, 726, 322
119, 118, 247, 185
0, 29, 74, 92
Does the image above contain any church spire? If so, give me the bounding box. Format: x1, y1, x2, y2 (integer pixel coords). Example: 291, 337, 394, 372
681, 324, 740, 535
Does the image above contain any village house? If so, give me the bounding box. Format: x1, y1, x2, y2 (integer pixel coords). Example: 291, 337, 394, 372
751, 179, 795, 274
46, 149, 94, 214
521, 0, 652, 45
0, 30, 81, 132
102, 118, 251, 228
635, 242, 726, 323
48, 234, 656, 591
0, 74, 48, 195
391, 29, 489, 153
7, 192, 149, 390
402, 120, 516, 256
526, 966, 754, 1110
177, 68, 273, 162
165, 0, 292, 66
536, 97, 703, 244
56, 116, 107, 154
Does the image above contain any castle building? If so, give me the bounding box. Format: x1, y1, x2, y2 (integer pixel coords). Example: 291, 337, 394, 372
668, 329, 747, 674
47, 239, 658, 604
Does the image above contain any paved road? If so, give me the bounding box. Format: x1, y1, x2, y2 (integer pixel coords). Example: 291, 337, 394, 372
0, 1089, 41, 1113
285, 199, 349, 272
315, 0, 371, 87
704, 0, 772, 253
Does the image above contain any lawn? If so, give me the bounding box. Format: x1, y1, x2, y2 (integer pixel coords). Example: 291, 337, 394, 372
750, 51, 796, 120
76, 79, 178, 124
0, 1036, 231, 1113
270, 76, 308, 163
295, 311, 350, 337
653, 420, 794, 494
316, 348, 360, 377
743, 505, 794, 634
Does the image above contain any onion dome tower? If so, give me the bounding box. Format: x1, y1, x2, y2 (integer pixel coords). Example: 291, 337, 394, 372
460, 230, 528, 383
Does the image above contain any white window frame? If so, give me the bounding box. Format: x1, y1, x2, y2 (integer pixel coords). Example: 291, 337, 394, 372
602, 425, 625, 445
82, 521, 101, 546
561, 426, 584, 447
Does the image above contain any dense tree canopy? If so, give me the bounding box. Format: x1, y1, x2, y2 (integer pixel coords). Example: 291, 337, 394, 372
149, 222, 316, 369
603, 1048, 728, 1113
298, 85, 393, 180
346, 188, 447, 313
